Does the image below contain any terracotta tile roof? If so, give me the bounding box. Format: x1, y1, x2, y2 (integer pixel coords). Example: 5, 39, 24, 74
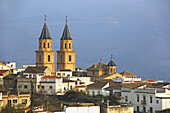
121, 83, 147, 89
146, 83, 169, 88
146, 79, 155, 82
104, 83, 122, 90
86, 61, 107, 71
75, 85, 87, 88
0, 70, 9, 75
3, 74, 19, 79
41, 76, 57, 79
23, 67, 48, 73
87, 81, 108, 89
120, 71, 137, 78
63, 78, 75, 82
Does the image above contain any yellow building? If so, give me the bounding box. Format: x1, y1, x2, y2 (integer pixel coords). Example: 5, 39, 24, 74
35, 17, 55, 75
1, 92, 30, 108
86, 56, 117, 77
57, 17, 76, 71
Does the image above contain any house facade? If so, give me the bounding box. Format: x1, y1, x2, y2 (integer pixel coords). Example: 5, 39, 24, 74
121, 83, 170, 113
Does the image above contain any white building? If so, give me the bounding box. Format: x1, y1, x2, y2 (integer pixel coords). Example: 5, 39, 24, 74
38, 76, 76, 95
121, 83, 170, 113
65, 106, 100, 113
56, 70, 72, 78
112, 77, 142, 83
86, 81, 109, 96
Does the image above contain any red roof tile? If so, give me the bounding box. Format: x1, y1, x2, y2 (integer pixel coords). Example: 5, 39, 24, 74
0, 70, 9, 75
146, 79, 155, 82
41, 76, 57, 79
75, 85, 87, 88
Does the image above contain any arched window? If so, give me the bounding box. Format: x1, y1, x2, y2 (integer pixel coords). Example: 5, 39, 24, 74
69, 55, 71, 62
39, 55, 41, 62
69, 43, 71, 49
48, 55, 50, 62
60, 55, 62, 62
65, 43, 67, 49
48, 43, 50, 48
43, 43, 45, 48
111, 68, 113, 73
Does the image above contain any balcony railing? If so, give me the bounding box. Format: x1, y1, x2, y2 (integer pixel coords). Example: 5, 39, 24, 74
141, 100, 146, 105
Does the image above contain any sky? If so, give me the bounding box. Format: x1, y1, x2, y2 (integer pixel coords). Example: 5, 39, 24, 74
0, 0, 170, 81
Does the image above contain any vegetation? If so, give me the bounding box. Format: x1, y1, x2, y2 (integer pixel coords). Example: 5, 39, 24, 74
27, 90, 121, 112
0, 104, 25, 113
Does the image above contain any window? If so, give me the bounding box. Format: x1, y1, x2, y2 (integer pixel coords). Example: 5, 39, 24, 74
70, 86, 72, 90
143, 95, 146, 103
125, 96, 128, 102
150, 107, 153, 113
39, 55, 41, 62
41, 86, 44, 89
18, 85, 22, 88
156, 100, 159, 104
22, 99, 27, 104
69, 55, 71, 62
48, 43, 50, 48
44, 43, 45, 48
40, 43, 41, 48
48, 55, 50, 62
64, 87, 66, 91
13, 99, 17, 104
93, 71, 95, 76
24, 85, 27, 89
38, 85, 40, 89
60, 55, 62, 62
8, 100, 11, 104
92, 91, 95, 96
69, 43, 71, 49
111, 68, 112, 73
49, 86, 53, 89
150, 96, 152, 103
65, 43, 67, 49
137, 106, 139, 112
98, 91, 100, 95
137, 95, 139, 102
143, 107, 146, 112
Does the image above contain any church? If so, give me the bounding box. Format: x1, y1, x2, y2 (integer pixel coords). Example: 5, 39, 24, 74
35, 16, 76, 76
34, 16, 137, 79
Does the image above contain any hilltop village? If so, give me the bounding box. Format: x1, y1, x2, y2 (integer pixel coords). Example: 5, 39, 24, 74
0, 17, 170, 113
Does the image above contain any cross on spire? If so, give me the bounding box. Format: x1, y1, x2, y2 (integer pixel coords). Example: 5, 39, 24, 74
100, 58, 102, 62
44, 14, 47, 21
111, 54, 113, 59
66, 16, 67, 24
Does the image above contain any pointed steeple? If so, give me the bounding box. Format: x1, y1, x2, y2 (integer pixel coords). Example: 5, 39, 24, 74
60, 16, 72, 40
108, 55, 116, 66
39, 15, 52, 39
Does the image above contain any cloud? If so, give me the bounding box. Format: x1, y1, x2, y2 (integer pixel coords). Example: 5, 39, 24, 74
102, 17, 121, 27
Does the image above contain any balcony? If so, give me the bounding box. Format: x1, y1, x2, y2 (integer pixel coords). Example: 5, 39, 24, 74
141, 100, 146, 105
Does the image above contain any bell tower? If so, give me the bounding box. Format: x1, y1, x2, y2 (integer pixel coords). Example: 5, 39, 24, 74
35, 16, 55, 75
107, 55, 117, 74
57, 17, 76, 71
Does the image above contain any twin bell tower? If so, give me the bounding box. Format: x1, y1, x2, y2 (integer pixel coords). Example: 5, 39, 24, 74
35, 16, 76, 75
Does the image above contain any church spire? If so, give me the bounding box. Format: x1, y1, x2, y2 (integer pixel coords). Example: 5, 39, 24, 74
39, 15, 52, 39
60, 16, 72, 40
108, 55, 116, 66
